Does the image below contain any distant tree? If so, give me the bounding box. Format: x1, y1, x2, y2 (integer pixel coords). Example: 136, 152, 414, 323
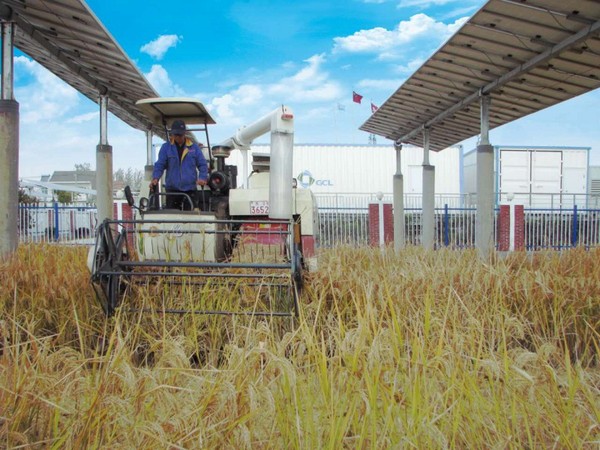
18, 188, 38, 235
74, 162, 92, 172
114, 167, 143, 192
19, 188, 38, 204
114, 168, 125, 183
56, 190, 72, 203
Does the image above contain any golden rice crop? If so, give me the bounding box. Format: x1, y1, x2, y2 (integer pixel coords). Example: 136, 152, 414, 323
1, 244, 599, 448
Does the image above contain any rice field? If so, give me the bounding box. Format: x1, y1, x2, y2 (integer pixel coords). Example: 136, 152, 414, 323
1, 244, 599, 448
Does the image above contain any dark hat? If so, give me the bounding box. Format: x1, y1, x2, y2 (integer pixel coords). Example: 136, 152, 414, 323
170, 119, 186, 136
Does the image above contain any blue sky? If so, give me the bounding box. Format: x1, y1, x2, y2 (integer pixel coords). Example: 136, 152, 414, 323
13, 0, 600, 179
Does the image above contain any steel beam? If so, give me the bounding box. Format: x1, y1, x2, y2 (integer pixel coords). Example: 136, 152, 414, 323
96, 94, 113, 223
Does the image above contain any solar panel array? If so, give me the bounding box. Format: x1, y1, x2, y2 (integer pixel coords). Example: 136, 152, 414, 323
3, 0, 164, 136
361, 0, 600, 151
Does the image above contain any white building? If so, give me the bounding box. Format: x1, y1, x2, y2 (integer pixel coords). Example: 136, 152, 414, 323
227, 143, 463, 195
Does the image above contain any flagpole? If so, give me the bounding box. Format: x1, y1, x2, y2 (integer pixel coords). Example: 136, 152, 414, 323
334, 104, 338, 144
351, 102, 355, 145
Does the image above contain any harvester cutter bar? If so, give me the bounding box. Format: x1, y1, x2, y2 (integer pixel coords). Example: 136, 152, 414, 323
103, 271, 290, 279
125, 308, 294, 317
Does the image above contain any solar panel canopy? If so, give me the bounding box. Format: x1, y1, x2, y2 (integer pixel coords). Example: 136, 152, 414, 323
1, 0, 165, 136
361, 0, 600, 152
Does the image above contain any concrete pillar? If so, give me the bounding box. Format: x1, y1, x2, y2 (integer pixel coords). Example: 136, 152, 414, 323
96, 94, 113, 223
0, 100, 18, 257
421, 129, 435, 249
476, 94, 494, 257
393, 142, 405, 251
0, 16, 19, 257
476, 145, 494, 255
422, 166, 435, 249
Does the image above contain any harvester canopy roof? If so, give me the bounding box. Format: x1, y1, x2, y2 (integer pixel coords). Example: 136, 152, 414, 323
135, 98, 216, 129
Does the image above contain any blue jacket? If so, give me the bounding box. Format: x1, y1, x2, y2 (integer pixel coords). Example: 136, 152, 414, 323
152, 138, 209, 191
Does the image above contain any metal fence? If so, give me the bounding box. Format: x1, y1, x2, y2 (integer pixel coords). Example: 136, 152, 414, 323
315, 193, 600, 250
19, 202, 97, 244
524, 207, 600, 250
17, 194, 600, 250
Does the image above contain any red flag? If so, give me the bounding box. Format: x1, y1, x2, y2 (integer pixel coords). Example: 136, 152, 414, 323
352, 91, 363, 104
371, 103, 379, 113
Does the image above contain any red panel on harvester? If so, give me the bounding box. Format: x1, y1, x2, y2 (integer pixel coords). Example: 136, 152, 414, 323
240, 222, 289, 246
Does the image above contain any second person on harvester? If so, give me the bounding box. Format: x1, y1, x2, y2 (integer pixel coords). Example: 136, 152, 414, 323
150, 119, 209, 210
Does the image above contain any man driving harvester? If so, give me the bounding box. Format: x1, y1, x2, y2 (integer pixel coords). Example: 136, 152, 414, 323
150, 119, 209, 210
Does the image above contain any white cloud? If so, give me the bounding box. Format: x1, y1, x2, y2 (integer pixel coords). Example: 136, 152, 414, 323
358, 78, 405, 91
333, 13, 467, 57
14, 56, 80, 124
204, 54, 347, 143
68, 112, 98, 124
140, 34, 182, 60
397, 0, 465, 7
268, 54, 343, 103
208, 54, 342, 123
440, 4, 480, 19
13, 56, 156, 176
334, 27, 394, 53
394, 56, 426, 74
211, 84, 264, 120
144, 64, 185, 96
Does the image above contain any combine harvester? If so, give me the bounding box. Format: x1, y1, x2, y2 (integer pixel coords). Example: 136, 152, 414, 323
88, 98, 318, 317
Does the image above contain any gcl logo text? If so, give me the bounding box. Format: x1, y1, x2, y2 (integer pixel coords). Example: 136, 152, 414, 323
297, 170, 334, 188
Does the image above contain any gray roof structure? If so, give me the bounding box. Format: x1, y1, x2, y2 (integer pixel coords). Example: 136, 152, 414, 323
360, 0, 600, 151
1, 0, 164, 136
49, 170, 96, 189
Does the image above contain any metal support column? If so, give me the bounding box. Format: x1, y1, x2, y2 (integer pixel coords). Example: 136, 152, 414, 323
96, 93, 113, 223
0, 11, 19, 257
476, 94, 494, 257
142, 129, 154, 197
393, 141, 405, 252
421, 128, 435, 250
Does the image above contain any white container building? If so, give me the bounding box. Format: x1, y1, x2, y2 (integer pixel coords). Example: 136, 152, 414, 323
589, 166, 600, 208
226, 144, 463, 196
463, 145, 591, 209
